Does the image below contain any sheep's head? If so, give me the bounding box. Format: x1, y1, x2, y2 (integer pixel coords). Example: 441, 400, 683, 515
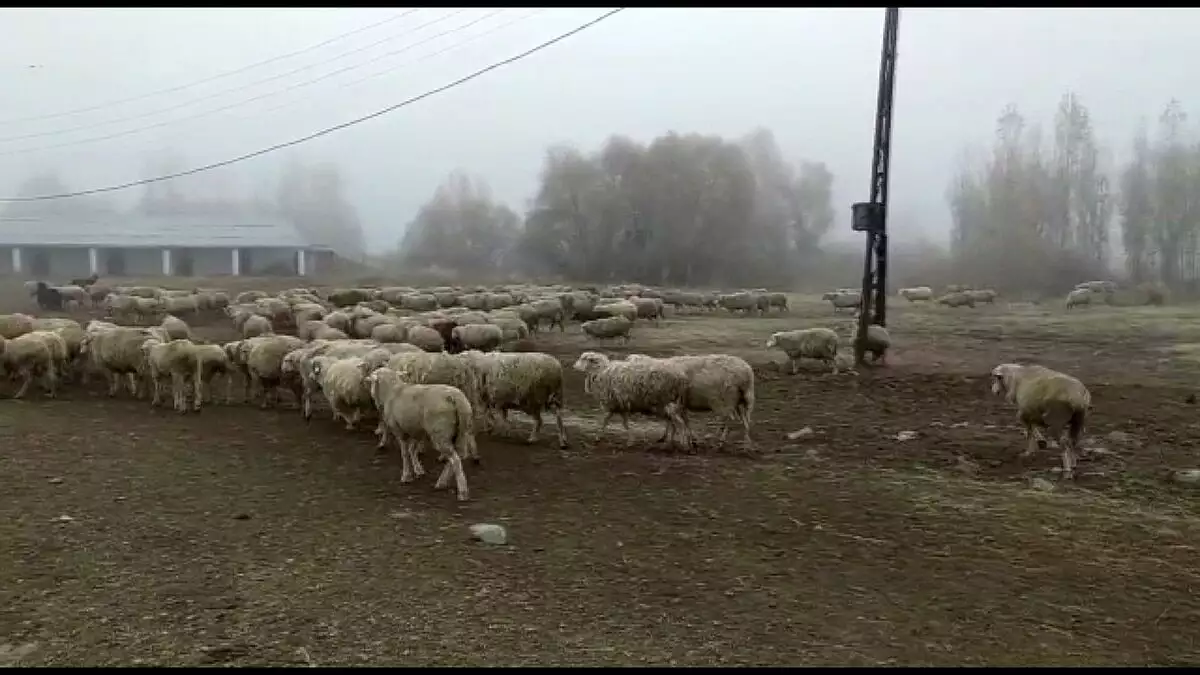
572, 351, 608, 373
990, 363, 1023, 401
765, 333, 780, 349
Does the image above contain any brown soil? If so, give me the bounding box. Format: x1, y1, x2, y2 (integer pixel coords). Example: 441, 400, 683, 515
1, 281, 1199, 666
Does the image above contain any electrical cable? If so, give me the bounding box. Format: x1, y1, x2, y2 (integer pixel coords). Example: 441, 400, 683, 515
0, 8, 625, 202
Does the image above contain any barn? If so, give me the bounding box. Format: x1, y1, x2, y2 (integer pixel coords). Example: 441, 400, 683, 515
0, 213, 332, 278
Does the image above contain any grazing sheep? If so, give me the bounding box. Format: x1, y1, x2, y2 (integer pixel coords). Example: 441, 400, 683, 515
192, 343, 234, 410
405, 325, 445, 352
141, 337, 199, 413
765, 292, 789, 313
628, 353, 755, 451
451, 324, 503, 353
0, 332, 57, 398
766, 328, 840, 374
822, 290, 862, 313
571, 351, 694, 451
460, 351, 568, 448
366, 367, 477, 501
990, 363, 1091, 480
1065, 288, 1092, 310
160, 315, 192, 341
937, 291, 976, 308
899, 286, 934, 302
718, 292, 760, 316
309, 356, 374, 430
26, 330, 69, 387
852, 323, 891, 365
581, 315, 633, 344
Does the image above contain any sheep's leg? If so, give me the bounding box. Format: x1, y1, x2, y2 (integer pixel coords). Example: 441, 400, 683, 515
539, 405, 563, 449
126, 372, 140, 398
828, 357, 839, 375
409, 441, 427, 477
302, 386, 314, 420
150, 375, 163, 407
671, 405, 697, 453
172, 372, 188, 413
1060, 441, 1078, 480
13, 369, 32, 399
433, 445, 469, 502
526, 411, 543, 445
398, 437, 415, 483
345, 408, 360, 431
789, 358, 798, 375
193, 371, 206, 411
106, 372, 120, 397
374, 420, 388, 449
597, 412, 614, 434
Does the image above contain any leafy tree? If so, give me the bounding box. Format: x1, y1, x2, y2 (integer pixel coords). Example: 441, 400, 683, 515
399, 171, 520, 274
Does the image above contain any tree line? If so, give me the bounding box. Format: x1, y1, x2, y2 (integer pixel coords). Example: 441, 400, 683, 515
948, 93, 1200, 295
398, 129, 835, 288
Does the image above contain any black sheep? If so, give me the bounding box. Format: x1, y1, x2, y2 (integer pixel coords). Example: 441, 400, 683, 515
34, 281, 64, 311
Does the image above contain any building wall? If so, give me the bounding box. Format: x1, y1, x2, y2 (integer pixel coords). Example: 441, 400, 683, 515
0, 245, 316, 278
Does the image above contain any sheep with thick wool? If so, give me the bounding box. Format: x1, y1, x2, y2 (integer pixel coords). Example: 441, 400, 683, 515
309, 355, 375, 430
460, 350, 568, 448
451, 324, 503, 353
141, 337, 199, 413
937, 291, 976, 308
0, 332, 57, 398
225, 335, 305, 407
572, 351, 694, 451
192, 343, 234, 410
367, 367, 477, 501
627, 353, 755, 451
899, 286, 934, 302
0, 313, 34, 339
852, 323, 892, 365
822, 291, 861, 313
581, 315, 633, 344
766, 328, 840, 374
1065, 288, 1092, 310
990, 363, 1091, 480
82, 327, 152, 398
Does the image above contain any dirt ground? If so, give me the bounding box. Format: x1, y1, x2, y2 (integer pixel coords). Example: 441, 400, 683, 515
3, 279, 1200, 666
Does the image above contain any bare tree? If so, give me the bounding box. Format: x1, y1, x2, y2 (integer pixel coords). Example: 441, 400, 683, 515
517, 129, 831, 287
400, 171, 520, 274
277, 158, 367, 261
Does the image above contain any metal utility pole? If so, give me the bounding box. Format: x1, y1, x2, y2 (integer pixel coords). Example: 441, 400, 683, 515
852, 7, 900, 366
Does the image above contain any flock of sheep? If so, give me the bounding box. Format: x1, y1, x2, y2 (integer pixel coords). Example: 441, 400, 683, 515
0, 280, 820, 502
0, 275, 1104, 496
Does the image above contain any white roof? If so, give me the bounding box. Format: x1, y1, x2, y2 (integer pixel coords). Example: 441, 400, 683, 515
0, 214, 314, 249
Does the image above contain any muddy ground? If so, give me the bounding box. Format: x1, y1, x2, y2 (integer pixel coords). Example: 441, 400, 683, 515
2, 280, 1200, 666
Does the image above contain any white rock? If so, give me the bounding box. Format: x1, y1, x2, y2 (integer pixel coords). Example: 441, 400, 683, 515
894, 430, 918, 442
1171, 469, 1200, 486
469, 523, 507, 545
1029, 477, 1056, 492
786, 427, 815, 441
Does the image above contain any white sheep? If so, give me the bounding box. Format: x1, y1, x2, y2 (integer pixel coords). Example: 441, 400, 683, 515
378, 352, 481, 450
766, 328, 840, 374
0, 332, 57, 398
581, 315, 633, 343
822, 291, 861, 313
460, 351, 568, 448
852, 323, 891, 365
227, 335, 305, 407
627, 353, 754, 451
81, 327, 152, 398
192, 343, 234, 410
990, 363, 1091, 480
899, 286, 933, 302
937, 291, 976, 308
571, 351, 694, 451
160, 315, 192, 341
406, 325, 445, 352
241, 314, 274, 338
142, 337, 198, 413
309, 355, 374, 430
0, 313, 34, 339
1065, 288, 1091, 310
366, 367, 477, 501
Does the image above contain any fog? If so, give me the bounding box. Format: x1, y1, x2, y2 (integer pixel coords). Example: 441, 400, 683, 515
0, 8, 1196, 276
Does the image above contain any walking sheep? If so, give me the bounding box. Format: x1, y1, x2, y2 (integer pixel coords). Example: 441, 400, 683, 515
366, 367, 477, 501
571, 351, 694, 451
766, 328, 840, 374
627, 353, 755, 451
460, 350, 568, 448
989, 363, 1091, 480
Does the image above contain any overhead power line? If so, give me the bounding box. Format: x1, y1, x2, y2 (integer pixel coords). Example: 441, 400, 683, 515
0, 9, 508, 156
0, 8, 473, 145
0, 10, 420, 126
0, 8, 626, 203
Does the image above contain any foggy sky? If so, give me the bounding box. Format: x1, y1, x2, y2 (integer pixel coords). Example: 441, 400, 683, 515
0, 8, 1195, 253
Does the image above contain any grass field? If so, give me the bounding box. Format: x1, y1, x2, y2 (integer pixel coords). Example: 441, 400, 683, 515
1, 278, 1199, 666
